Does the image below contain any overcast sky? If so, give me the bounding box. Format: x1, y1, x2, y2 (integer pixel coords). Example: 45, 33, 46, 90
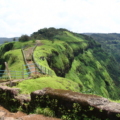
0, 0, 120, 37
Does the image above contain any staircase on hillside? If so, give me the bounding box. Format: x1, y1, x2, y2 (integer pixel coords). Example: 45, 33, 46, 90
22, 41, 52, 77
23, 46, 40, 76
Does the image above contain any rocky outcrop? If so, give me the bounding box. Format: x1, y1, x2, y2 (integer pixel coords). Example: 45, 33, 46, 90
0, 86, 30, 112
0, 86, 20, 95
30, 88, 120, 120
0, 86, 120, 119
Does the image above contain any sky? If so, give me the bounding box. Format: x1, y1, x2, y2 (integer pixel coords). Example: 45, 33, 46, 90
0, 0, 120, 37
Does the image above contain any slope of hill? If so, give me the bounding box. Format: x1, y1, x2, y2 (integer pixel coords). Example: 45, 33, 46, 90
0, 40, 80, 93
1, 28, 120, 120
0, 40, 35, 70
31, 28, 120, 100
84, 33, 120, 64
0, 28, 120, 100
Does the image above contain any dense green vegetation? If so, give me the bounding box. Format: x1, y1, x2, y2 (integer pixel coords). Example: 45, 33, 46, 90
1, 28, 120, 120
86, 33, 120, 64
15, 76, 80, 94
0, 28, 120, 100
19, 34, 30, 42
0, 41, 35, 78
32, 28, 120, 99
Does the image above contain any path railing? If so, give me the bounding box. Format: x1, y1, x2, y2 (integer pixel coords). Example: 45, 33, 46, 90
0, 63, 43, 80
0, 69, 29, 80
21, 47, 32, 76
32, 45, 53, 76
0, 42, 53, 80
22, 43, 53, 76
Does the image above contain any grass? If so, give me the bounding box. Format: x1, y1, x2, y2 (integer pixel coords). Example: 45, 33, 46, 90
33, 42, 56, 76
65, 59, 84, 85
13, 40, 35, 49
33, 40, 74, 76
35, 107, 55, 117
2, 49, 28, 79
34, 37, 114, 97
0, 29, 120, 100
65, 49, 119, 99
15, 76, 81, 94
56, 31, 84, 42
32, 32, 120, 99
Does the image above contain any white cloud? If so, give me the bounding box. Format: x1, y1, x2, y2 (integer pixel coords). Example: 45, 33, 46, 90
0, 0, 120, 37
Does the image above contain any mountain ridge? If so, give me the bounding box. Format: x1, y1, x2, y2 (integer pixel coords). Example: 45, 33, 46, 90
0, 28, 120, 100
0, 28, 120, 119
0, 37, 19, 44
84, 33, 120, 64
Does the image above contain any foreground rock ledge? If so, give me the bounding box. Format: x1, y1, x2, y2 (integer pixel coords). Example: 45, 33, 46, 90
31, 88, 120, 120
0, 86, 120, 119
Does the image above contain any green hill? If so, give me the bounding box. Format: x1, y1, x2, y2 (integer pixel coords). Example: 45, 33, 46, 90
0, 28, 120, 100
16, 76, 80, 94
31, 28, 120, 99
85, 33, 120, 64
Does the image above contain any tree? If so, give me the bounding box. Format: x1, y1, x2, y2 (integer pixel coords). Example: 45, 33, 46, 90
19, 35, 30, 42
13, 38, 16, 41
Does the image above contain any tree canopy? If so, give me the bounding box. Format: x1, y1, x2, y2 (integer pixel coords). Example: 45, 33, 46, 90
19, 35, 30, 42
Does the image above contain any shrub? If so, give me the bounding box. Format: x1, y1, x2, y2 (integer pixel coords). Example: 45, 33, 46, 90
19, 35, 30, 42
43, 107, 55, 117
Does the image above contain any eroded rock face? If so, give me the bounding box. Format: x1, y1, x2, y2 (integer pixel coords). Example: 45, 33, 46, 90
0, 86, 120, 119
0, 86, 20, 96
30, 88, 120, 120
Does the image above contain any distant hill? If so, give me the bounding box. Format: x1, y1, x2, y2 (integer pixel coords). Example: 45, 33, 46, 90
83, 33, 120, 64
0, 37, 19, 44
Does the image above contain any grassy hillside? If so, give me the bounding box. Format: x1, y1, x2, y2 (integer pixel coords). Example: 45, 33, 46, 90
32, 28, 120, 99
0, 28, 120, 100
15, 76, 80, 94
86, 33, 120, 64
0, 41, 35, 78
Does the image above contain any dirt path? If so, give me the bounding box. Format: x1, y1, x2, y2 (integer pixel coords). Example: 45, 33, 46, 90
0, 106, 61, 120
23, 40, 42, 75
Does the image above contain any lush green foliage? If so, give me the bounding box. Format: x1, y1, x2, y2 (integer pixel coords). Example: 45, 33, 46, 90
1, 49, 28, 79
1, 28, 120, 100
19, 34, 30, 42
15, 76, 80, 94
0, 41, 35, 78
34, 107, 55, 117
0, 40, 36, 70
34, 40, 74, 77
1, 28, 120, 120
31, 27, 68, 40
32, 28, 120, 99
88, 33, 120, 64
